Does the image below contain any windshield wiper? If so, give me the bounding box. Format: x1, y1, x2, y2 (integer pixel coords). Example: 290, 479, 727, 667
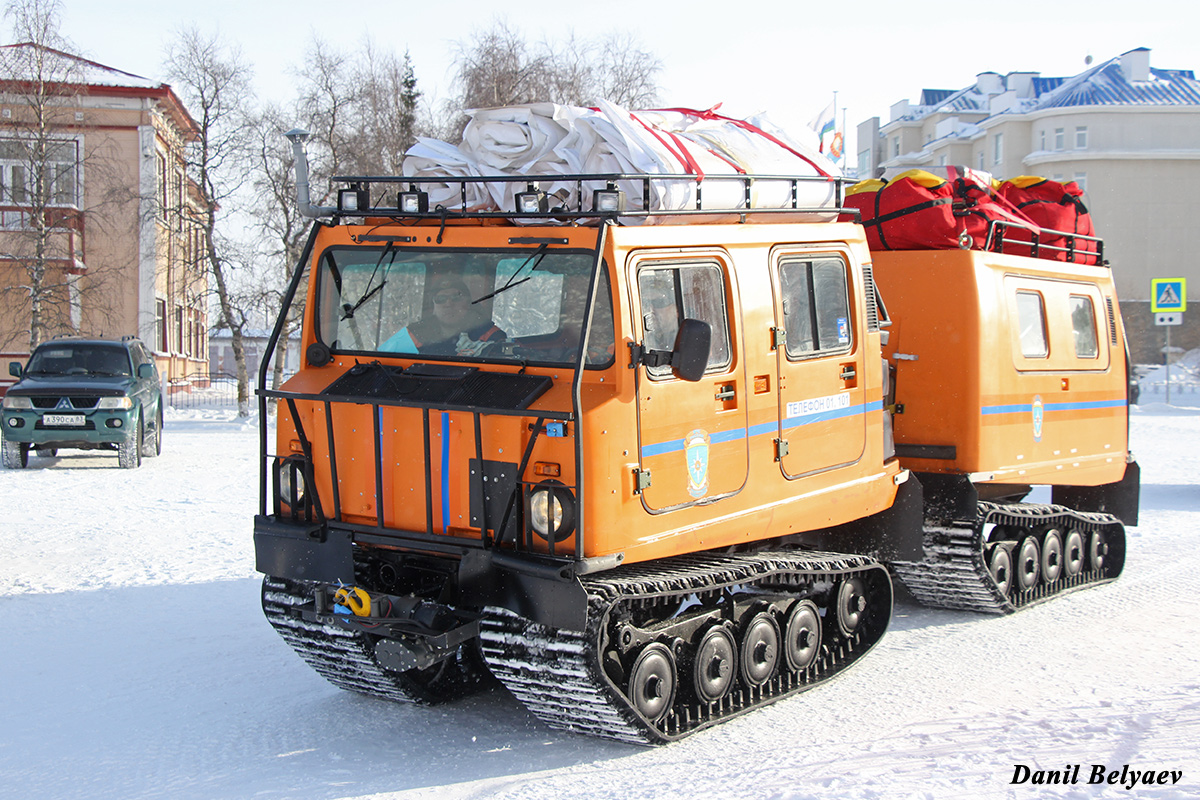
341, 240, 397, 321
473, 243, 548, 304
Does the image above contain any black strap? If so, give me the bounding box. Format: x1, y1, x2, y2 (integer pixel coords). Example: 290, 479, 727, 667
861, 196, 953, 228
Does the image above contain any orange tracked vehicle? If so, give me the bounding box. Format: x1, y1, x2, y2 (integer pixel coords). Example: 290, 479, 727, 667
254, 138, 1136, 744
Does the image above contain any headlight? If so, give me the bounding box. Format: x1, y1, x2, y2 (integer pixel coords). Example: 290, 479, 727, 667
97, 397, 134, 410
529, 481, 575, 543
3, 395, 32, 409
278, 458, 308, 508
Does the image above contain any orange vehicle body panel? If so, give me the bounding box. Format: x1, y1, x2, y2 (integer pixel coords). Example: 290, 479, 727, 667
872, 249, 1130, 488
276, 220, 903, 567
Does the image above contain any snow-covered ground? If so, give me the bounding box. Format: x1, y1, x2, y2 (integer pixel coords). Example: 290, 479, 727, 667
2, 406, 1197, 800
1138, 349, 1200, 408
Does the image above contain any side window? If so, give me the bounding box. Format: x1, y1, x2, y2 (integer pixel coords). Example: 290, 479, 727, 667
1070, 295, 1099, 358
1016, 291, 1049, 358
638, 262, 731, 379
315, 255, 343, 347
779, 256, 852, 358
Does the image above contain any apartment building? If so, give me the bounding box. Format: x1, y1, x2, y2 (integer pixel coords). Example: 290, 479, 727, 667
0, 44, 209, 390
857, 48, 1200, 363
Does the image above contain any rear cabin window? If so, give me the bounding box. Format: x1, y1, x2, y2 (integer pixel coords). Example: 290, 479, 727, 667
779, 256, 852, 359
1005, 277, 1110, 372
1016, 291, 1049, 358
637, 262, 731, 379
1070, 295, 1099, 358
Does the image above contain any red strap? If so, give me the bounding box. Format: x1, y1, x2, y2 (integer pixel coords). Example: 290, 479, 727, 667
652, 106, 832, 178
630, 112, 705, 179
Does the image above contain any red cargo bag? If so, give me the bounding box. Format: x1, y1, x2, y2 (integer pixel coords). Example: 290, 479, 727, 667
946, 166, 1042, 255
997, 176, 1100, 264
841, 170, 958, 250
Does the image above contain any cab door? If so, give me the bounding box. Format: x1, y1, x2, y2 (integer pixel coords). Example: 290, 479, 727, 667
632, 252, 749, 511
772, 249, 866, 478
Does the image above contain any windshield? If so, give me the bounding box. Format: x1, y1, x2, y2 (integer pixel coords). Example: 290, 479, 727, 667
315, 246, 615, 367
27, 344, 132, 376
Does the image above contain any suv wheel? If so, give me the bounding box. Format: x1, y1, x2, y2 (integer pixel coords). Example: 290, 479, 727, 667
118, 413, 143, 469
2, 439, 29, 469
141, 406, 163, 458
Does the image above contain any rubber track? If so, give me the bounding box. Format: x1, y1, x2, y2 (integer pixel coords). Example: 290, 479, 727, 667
889, 502, 1126, 614
478, 549, 891, 745
262, 576, 489, 704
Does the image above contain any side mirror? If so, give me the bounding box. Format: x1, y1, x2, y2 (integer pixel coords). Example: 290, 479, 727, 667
137, 363, 155, 379
672, 318, 712, 382
9, 362, 22, 378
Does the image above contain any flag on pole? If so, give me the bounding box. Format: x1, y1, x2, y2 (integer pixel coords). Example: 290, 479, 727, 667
809, 101, 835, 153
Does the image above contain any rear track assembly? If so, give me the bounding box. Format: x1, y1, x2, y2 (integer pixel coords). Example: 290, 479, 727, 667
889, 502, 1126, 614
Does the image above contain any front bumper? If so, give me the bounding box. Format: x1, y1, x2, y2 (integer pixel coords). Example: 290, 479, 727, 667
253, 515, 589, 631
2, 407, 139, 448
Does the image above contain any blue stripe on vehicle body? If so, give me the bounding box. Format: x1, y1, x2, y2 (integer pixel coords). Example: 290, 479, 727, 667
981, 398, 1127, 416
441, 411, 450, 534
640, 399, 881, 459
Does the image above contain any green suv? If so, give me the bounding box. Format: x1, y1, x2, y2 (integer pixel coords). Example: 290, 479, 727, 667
2, 337, 163, 469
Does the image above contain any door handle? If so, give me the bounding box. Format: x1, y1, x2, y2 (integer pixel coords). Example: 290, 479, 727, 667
715, 386, 736, 401
840, 366, 857, 381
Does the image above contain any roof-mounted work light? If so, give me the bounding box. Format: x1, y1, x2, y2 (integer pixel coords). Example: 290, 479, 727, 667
398, 184, 429, 214
592, 182, 627, 214
515, 183, 548, 214
337, 185, 370, 214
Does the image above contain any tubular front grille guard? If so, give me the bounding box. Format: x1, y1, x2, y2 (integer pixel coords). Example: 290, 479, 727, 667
325, 172, 852, 221
261, 387, 582, 559
256, 213, 609, 567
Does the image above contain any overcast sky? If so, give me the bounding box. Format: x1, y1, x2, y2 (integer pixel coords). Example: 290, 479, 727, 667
25, 0, 1200, 168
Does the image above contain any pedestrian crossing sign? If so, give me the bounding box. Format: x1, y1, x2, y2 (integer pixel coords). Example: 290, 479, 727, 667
1151, 278, 1186, 313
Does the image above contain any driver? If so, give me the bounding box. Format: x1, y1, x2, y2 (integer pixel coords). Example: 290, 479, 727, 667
380, 277, 506, 355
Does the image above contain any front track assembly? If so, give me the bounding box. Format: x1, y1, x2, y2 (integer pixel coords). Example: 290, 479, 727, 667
890, 502, 1126, 614
262, 576, 492, 704
480, 549, 891, 744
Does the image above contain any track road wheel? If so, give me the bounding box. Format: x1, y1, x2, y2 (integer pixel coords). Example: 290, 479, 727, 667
986, 543, 1013, 597
692, 626, 737, 703
2, 439, 29, 469
1041, 528, 1064, 583
835, 577, 868, 636
1015, 535, 1041, 592
739, 612, 781, 687
783, 599, 822, 672
1089, 530, 1109, 571
1063, 530, 1085, 577
628, 643, 676, 723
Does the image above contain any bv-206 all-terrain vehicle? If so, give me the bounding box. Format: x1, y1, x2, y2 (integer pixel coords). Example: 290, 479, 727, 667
253, 127, 1136, 744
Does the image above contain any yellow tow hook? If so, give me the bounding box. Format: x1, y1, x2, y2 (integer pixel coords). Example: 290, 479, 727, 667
333, 586, 372, 617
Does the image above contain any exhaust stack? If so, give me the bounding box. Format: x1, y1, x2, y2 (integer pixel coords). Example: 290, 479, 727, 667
285, 128, 336, 218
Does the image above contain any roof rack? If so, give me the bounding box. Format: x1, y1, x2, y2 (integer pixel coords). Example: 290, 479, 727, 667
325, 172, 855, 223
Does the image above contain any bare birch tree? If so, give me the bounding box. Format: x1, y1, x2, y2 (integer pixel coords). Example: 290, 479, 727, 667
163, 26, 256, 415
0, 0, 127, 351
245, 36, 425, 392
444, 20, 663, 136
